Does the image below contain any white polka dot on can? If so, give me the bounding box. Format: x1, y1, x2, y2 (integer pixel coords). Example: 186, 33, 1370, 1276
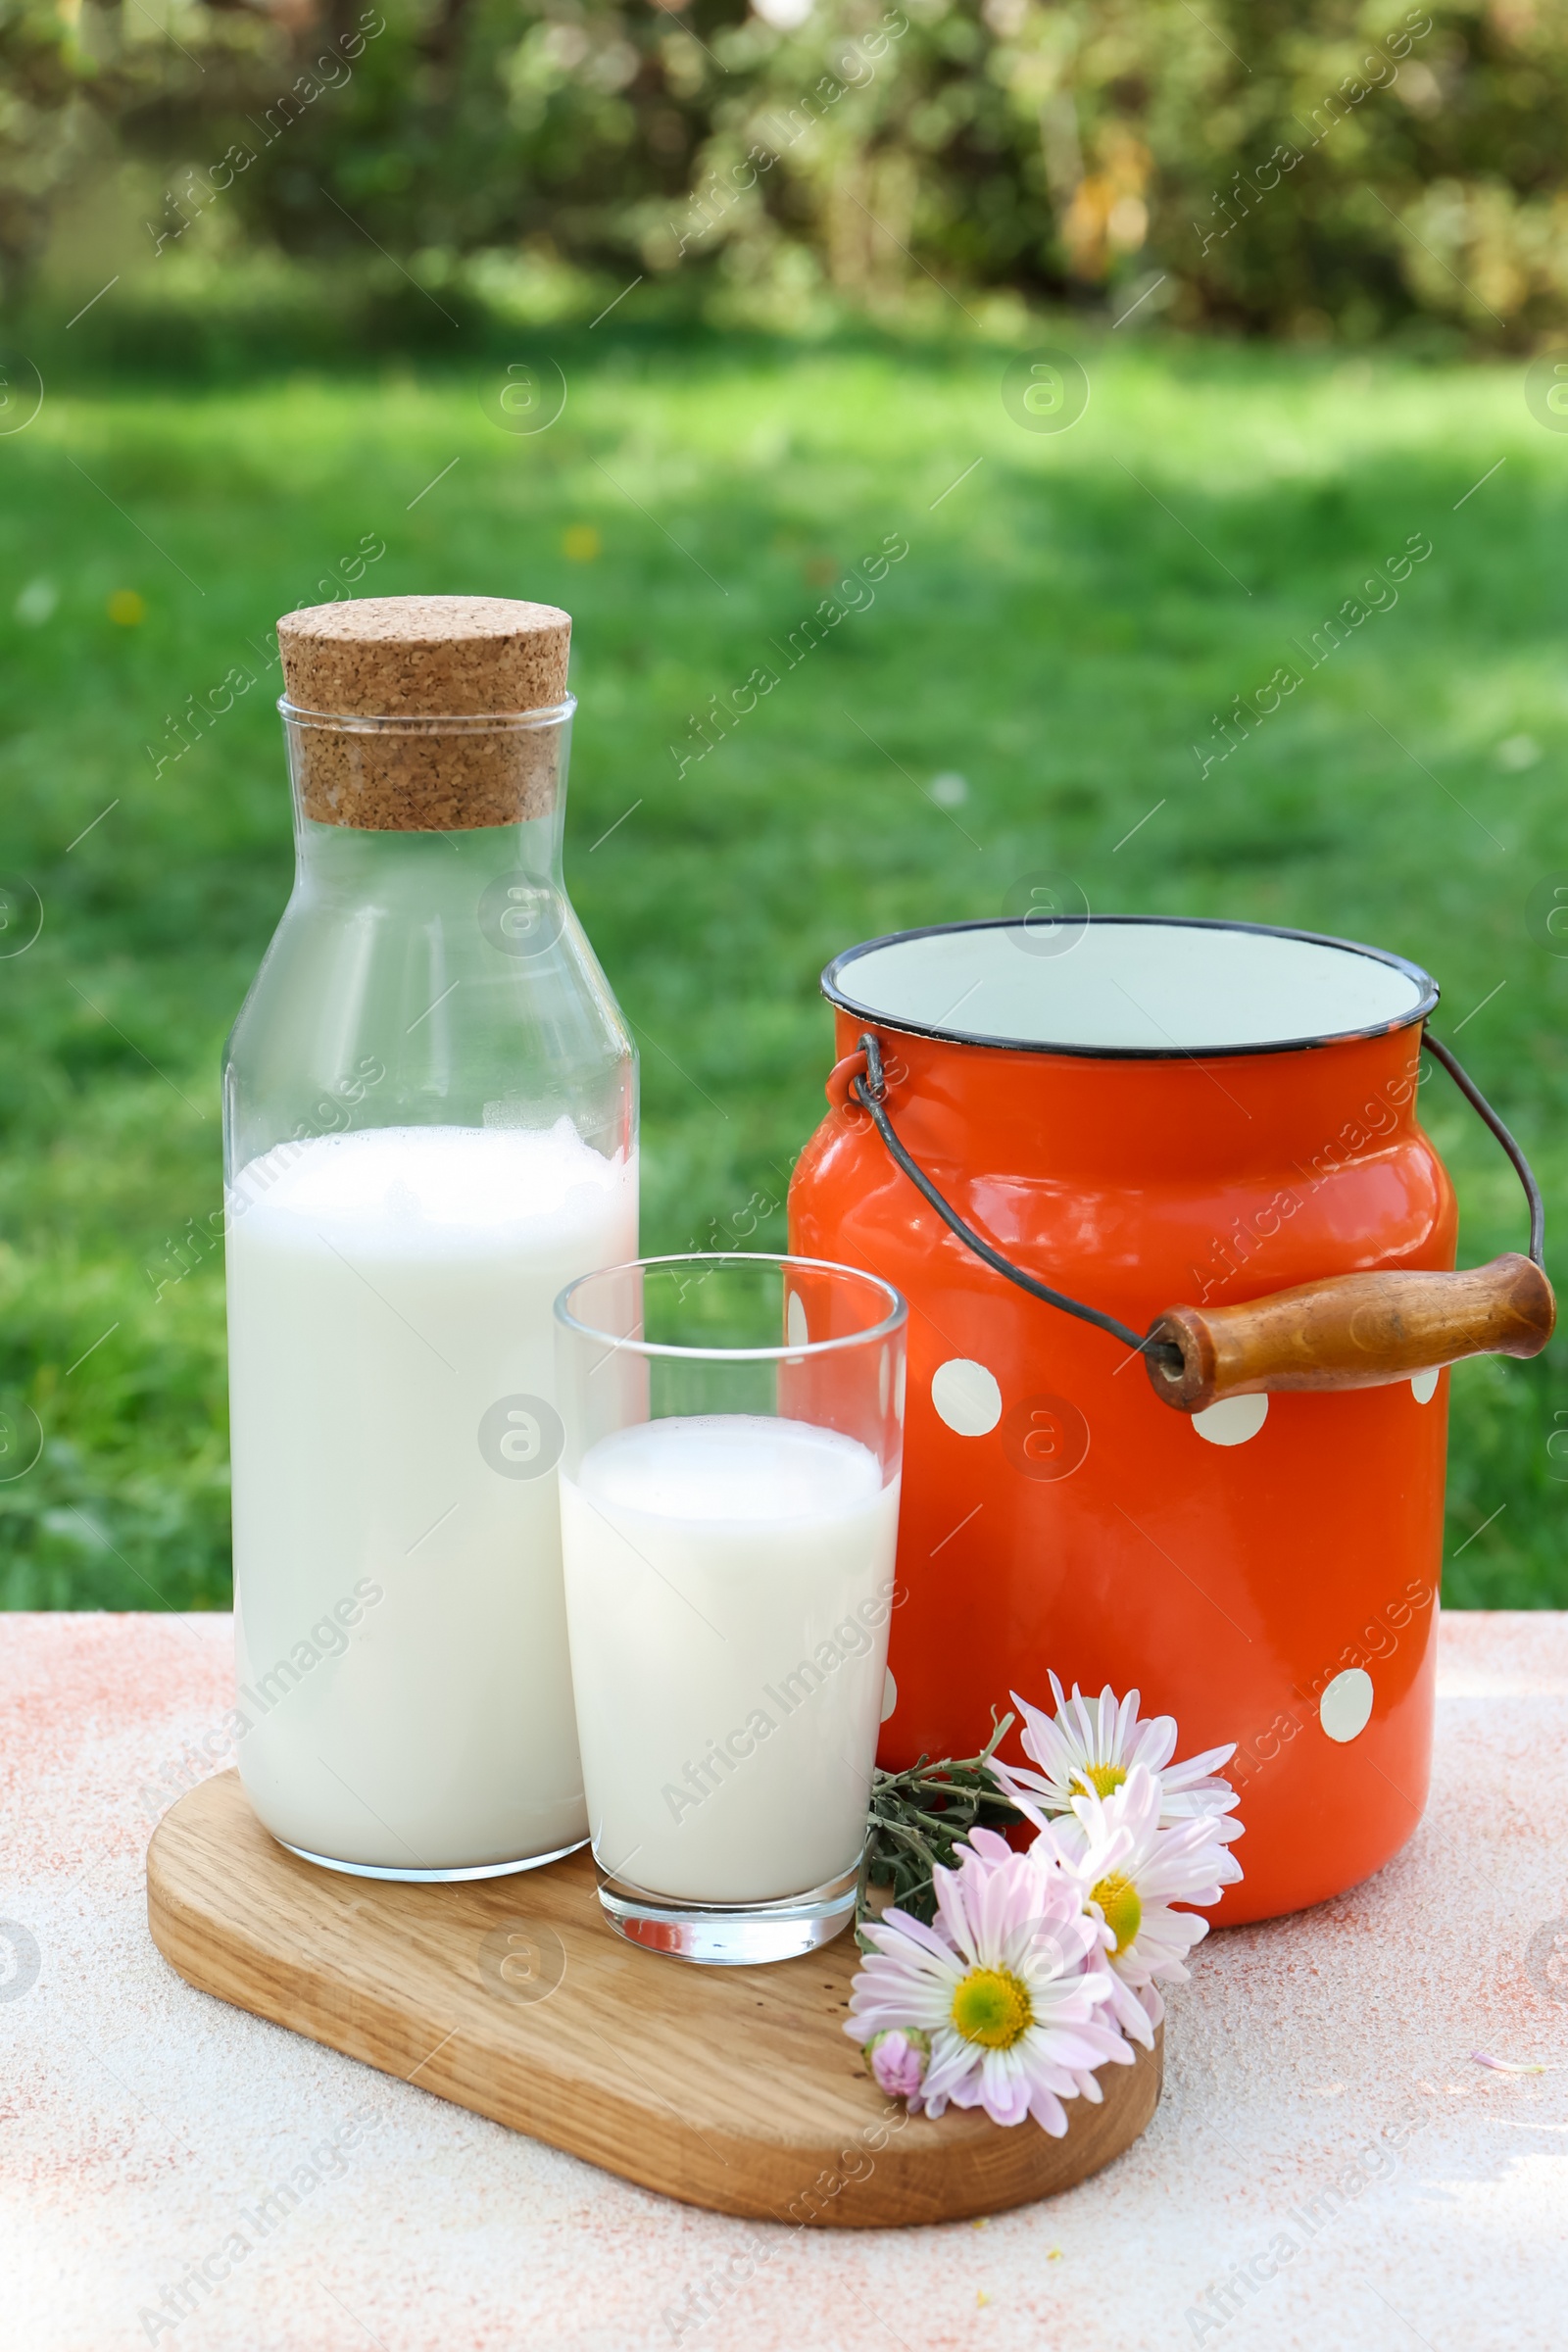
880, 1668, 898, 1723
931, 1358, 1003, 1437
1193, 1394, 1269, 1447
1319, 1667, 1374, 1743
1410, 1367, 1441, 1404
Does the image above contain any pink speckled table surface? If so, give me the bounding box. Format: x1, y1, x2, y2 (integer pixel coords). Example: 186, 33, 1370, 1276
5, 1611, 1567, 2352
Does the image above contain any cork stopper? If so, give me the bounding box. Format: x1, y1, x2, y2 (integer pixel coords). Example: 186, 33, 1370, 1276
277, 596, 572, 832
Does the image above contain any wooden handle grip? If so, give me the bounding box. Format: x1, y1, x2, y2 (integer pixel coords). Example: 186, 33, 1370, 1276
1146, 1253, 1556, 1413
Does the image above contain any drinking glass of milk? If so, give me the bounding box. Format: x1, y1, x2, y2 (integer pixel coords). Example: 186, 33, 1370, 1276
223, 597, 636, 1880
555, 1252, 906, 1964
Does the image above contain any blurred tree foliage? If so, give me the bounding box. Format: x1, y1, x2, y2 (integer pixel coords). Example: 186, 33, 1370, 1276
3, 0, 1566, 338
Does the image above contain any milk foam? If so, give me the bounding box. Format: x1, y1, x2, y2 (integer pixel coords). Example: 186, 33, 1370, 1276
232, 1117, 624, 1242
576, 1414, 883, 1525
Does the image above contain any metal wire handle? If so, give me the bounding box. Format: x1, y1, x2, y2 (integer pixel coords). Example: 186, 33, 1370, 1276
847, 1025, 1548, 1367
1420, 1030, 1545, 1266
849, 1034, 1182, 1370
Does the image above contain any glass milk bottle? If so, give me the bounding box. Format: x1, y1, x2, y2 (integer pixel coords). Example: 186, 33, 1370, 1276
222, 596, 637, 1879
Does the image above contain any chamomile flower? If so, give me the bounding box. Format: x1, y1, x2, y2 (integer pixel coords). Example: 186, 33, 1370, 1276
1039, 1764, 1243, 2041
846, 1837, 1131, 2133
1002, 1674, 1242, 1840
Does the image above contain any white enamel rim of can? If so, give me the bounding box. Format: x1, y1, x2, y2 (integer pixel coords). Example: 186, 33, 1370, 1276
823, 914, 1437, 1058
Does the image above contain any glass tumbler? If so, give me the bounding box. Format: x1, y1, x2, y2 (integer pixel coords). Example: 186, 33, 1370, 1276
554, 1252, 906, 1964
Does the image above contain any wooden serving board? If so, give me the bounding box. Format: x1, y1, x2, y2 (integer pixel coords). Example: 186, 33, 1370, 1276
147, 1772, 1161, 2227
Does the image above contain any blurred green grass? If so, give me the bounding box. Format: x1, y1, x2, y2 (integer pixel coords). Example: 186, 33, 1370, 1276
1, 325, 1564, 1611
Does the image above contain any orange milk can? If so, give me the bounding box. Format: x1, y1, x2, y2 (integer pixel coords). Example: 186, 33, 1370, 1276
788, 915, 1553, 1924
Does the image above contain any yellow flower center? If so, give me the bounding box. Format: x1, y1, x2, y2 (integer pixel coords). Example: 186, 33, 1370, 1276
1092, 1871, 1143, 1957
1072, 1762, 1128, 1798
950, 1967, 1034, 2049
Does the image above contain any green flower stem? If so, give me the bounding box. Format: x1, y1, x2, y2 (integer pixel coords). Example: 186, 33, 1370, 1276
858, 1710, 1024, 1939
